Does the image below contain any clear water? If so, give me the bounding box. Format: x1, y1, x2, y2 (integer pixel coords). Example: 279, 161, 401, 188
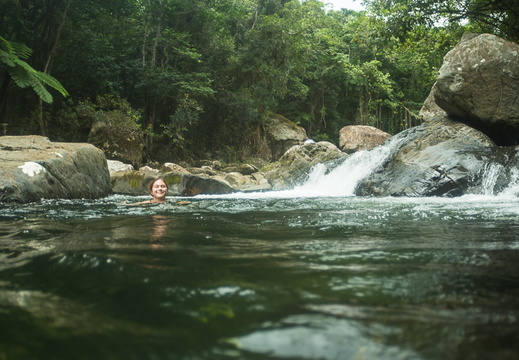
1, 192, 519, 360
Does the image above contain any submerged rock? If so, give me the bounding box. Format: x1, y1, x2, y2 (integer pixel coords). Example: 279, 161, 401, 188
0, 136, 111, 203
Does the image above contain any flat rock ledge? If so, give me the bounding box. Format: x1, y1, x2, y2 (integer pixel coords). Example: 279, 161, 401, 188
0, 136, 111, 203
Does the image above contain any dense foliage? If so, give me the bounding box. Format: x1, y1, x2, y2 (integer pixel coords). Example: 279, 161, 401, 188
0, 0, 515, 162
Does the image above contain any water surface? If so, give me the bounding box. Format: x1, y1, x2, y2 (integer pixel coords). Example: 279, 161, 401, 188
1, 193, 519, 360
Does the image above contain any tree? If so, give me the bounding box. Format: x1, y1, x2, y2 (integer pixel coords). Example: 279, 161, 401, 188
367, 0, 519, 42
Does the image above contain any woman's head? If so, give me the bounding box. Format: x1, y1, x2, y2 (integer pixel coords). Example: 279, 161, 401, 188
148, 178, 168, 202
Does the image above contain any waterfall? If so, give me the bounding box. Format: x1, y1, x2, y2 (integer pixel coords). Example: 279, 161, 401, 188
499, 166, 519, 198
289, 135, 407, 197
480, 163, 504, 195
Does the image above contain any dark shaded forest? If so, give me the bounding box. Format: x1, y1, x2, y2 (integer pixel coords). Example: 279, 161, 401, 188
1, 0, 517, 163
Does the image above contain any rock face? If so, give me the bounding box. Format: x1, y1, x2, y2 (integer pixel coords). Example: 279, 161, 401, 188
264, 114, 308, 161
0, 136, 111, 203
339, 125, 391, 154
433, 33, 519, 146
356, 120, 510, 197
264, 141, 347, 190
107, 159, 134, 173
88, 110, 145, 167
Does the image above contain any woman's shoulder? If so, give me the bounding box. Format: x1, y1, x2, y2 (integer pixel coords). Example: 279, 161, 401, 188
128, 200, 154, 206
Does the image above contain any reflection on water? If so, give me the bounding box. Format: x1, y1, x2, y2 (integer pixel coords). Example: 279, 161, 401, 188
0, 195, 519, 359
149, 215, 170, 249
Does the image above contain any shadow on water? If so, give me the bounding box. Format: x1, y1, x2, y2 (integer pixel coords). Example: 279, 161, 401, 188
1, 195, 519, 359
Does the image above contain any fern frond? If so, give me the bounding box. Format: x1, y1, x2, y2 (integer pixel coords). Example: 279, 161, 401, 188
0, 36, 11, 52
10, 42, 32, 60
1, 35, 67, 103
34, 71, 69, 97
0, 49, 17, 67
6, 64, 32, 88
0, 36, 31, 59
28, 76, 53, 103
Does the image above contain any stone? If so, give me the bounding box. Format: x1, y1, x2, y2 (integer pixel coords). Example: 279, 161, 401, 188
161, 162, 190, 174
187, 167, 219, 176
221, 163, 258, 175
88, 110, 145, 167
0, 136, 111, 203
107, 160, 134, 174
264, 113, 308, 160
264, 141, 347, 190
433, 33, 519, 146
339, 125, 392, 154
356, 119, 510, 197
138, 166, 159, 173
194, 159, 222, 170
419, 86, 447, 122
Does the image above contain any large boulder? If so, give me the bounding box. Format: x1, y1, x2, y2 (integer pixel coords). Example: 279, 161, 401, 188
433, 33, 519, 146
264, 114, 308, 161
0, 136, 111, 203
264, 141, 347, 190
359, 32, 519, 197
88, 110, 145, 168
356, 119, 513, 197
339, 125, 391, 154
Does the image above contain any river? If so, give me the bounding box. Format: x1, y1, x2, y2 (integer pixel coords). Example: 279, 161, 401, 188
1, 154, 519, 359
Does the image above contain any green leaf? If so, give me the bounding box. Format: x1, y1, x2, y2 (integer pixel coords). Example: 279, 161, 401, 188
0, 36, 67, 103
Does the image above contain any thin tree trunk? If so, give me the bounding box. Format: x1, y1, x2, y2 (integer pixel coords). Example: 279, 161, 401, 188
37, 0, 71, 136
0, 73, 11, 129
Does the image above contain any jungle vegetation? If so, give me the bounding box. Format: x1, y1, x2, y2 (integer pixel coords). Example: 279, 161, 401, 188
0, 0, 517, 162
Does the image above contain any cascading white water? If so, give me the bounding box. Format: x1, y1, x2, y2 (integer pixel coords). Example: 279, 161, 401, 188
209, 133, 519, 199
288, 135, 408, 197
481, 163, 504, 195
499, 166, 519, 198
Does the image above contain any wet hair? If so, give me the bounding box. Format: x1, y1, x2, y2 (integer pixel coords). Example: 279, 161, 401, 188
148, 178, 169, 194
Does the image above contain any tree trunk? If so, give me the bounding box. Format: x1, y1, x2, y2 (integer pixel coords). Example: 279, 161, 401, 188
37, 0, 71, 136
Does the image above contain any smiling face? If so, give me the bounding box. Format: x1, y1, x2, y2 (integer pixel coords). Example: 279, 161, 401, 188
149, 179, 168, 203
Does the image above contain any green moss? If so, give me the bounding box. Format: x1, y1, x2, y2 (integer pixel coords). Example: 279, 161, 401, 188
163, 172, 182, 185
123, 172, 144, 189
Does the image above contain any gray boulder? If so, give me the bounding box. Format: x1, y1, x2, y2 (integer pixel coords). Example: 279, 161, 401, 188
339, 125, 391, 154
433, 33, 519, 146
264, 114, 308, 161
264, 141, 347, 190
221, 163, 259, 175
358, 33, 519, 197
356, 119, 512, 197
0, 136, 111, 203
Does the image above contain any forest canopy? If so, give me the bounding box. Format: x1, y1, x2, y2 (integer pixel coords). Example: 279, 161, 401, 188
0, 0, 516, 162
